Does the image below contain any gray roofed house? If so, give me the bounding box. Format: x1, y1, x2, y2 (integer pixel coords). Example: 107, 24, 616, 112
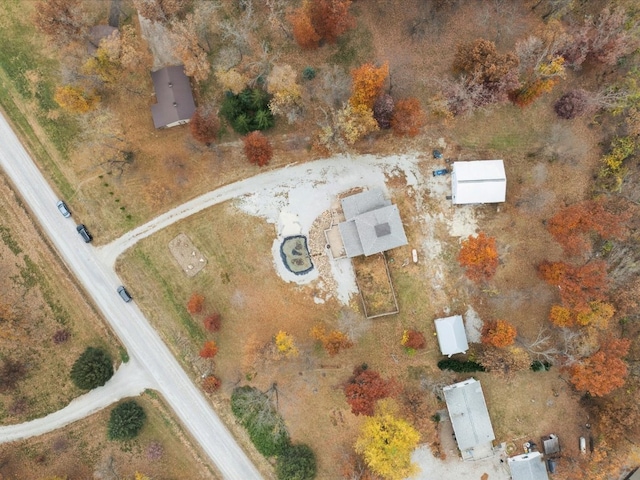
443, 378, 495, 461
338, 189, 408, 258
150, 65, 196, 129
508, 452, 550, 480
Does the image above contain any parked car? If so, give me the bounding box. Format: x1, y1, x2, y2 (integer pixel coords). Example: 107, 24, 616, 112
117, 286, 132, 302
76, 224, 92, 243
56, 200, 71, 218
433, 168, 449, 177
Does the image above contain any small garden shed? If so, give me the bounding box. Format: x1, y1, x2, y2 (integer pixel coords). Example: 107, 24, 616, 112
451, 160, 506, 205
150, 65, 196, 129
434, 315, 469, 357
508, 452, 550, 480
443, 378, 495, 461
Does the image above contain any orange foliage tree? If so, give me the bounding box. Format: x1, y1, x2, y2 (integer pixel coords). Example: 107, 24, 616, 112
457, 232, 499, 283
199, 340, 218, 359
202, 375, 221, 393
510, 78, 559, 108
538, 261, 608, 309
310, 324, 353, 356
546, 199, 629, 256
288, 2, 320, 50
343, 365, 396, 416
243, 131, 273, 167
481, 320, 517, 348
401, 330, 426, 351
569, 338, 630, 396
350, 63, 389, 109
390, 98, 426, 137
54, 85, 100, 114
187, 293, 205, 314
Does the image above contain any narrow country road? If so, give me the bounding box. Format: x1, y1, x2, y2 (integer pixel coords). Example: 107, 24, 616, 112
0, 112, 263, 480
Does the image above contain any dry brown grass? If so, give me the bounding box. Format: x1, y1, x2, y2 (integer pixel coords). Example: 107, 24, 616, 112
0, 392, 217, 479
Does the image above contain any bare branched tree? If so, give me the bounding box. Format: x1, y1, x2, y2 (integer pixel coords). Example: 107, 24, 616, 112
518, 327, 559, 364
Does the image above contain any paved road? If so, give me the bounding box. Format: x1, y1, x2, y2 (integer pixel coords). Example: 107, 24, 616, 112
0, 112, 262, 480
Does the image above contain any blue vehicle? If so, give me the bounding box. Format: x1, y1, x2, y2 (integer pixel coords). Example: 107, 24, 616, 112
432, 168, 449, 177
433, 149, 443, 159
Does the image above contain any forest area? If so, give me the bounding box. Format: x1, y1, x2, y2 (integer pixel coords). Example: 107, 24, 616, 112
0, 0, 640, 479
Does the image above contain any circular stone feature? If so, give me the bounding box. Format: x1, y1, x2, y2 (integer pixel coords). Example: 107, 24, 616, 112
280, 235, 314, 275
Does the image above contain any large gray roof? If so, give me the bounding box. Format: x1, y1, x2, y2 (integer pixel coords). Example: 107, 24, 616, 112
508, 452, 549, 480
443, 379, 495, 452
150, 65, 196, 128
338, 189, 407, 258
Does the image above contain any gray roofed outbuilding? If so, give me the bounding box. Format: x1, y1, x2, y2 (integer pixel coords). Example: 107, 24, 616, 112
150, 65, 196, 129
508, 452, 550, 480
443, 378, 495, 461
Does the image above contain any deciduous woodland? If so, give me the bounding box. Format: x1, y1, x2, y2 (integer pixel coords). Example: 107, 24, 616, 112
1, 0, 639, 478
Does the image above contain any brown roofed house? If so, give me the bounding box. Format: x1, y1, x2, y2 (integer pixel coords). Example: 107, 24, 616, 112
150, 65, 196, 129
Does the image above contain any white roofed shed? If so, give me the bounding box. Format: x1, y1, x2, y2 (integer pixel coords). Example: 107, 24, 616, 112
451, 160, 506, 205
434, 315, 469, 357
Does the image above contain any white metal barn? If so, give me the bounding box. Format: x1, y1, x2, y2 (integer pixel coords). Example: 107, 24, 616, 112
434, 315, 469, 357
451, 160, 506, 205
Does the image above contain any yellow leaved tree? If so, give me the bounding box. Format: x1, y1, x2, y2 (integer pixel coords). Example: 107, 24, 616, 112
54, 85, 100, 114
275, 331, 299, 358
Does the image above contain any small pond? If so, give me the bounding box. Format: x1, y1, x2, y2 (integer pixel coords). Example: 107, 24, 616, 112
280, 235, 314, 275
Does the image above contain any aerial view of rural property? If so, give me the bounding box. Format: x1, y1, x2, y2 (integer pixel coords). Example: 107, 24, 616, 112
1, 0, 640, 479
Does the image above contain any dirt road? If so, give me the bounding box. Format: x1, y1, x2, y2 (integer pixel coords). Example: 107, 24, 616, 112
0, 112, 262, 480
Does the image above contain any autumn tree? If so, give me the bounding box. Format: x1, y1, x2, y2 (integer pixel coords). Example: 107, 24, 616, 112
199, 341, 218, 359
546, 199, 629, 257
203, 313, 222, 332
202, 375, 221, 393
167, 14, 210, 82
549, 304, 574, 328
390, 98, 426, 137
400, 329, 426, 351
343, 365, 395, 416
315, 104, 379, 152
215, 68, 249, 95
350, 63, 389, 109
373, 94, 394, 129
354, 402, 420, 480
538, 260, 608, 309
309, 0, 355, 44
589, 7, 639, 66
190, 106, 220, 145
575, 301, 615, 330
310, 324, 353, 356
187, 293, 205, 314
452, 39, 520, 106
554, 89, 590, 119
275, 331, 299, 358
457, 232, 499, 283
569, 338, 630, 396
267, 64, 303, 124
481, 320, 517, 348
243, 131, 273, 167
288, 3, 320, 50
134, 0, 189, 22
478, 345, 531, 379
54, 85, 100, 114
32, 0, 84, 43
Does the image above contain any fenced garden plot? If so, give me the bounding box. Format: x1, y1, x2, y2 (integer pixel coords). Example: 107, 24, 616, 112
352, 253, 399, 318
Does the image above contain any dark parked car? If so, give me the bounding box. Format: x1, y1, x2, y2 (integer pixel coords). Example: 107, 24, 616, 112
76, 224, 92, 243
56, 200, 71, 218
117, 286, 132, 302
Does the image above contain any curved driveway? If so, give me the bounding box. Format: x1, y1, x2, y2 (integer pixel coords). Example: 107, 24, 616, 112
0, 113, 261, 480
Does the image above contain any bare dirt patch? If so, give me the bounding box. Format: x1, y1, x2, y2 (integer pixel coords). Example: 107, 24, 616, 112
168, 232, 208, 277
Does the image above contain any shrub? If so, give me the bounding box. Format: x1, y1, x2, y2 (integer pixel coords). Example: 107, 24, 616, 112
437, 358, 485, 373
53, 329, 71, 344
202, 375, 221, 393
276, 443, 317, 480
108, 400, 146, 441
401, 329, 426, 351
187, 293, 205, 314
146, 441, 164, 461
554, 89, 589, 119
70, 347, 113, 390
531, 360, 552, 372
231, 386, 290, 456
310, 324, 353, 356
219, 88, 274, 134
199, 341, 218, 359
481, 320, 517, 348
302, 66, 316, 80
203, 313, 222, 332
373, 94, 394, 129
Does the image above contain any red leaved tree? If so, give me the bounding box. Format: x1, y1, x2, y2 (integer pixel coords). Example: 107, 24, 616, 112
243, 131, 273, 167
199, 340, 218, 359
569, 338, 630, 396
203, 313, 222, 332
350, 62, 389, 109
546, 199, 629, 257
309, 0, 355, 44
343, 365, 395, 416
190, 106, 220, 145
538, 261, 608, 309
401, 330, 426, 350
187, 293, 205, 314
390, 98, 426, 137
481, 320, 517, 348
202, 375, 221, 393
457, 232, 499, 283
